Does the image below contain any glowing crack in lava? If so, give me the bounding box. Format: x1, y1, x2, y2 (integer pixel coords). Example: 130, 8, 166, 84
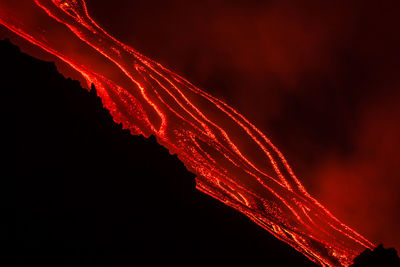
0, 0, 374, 266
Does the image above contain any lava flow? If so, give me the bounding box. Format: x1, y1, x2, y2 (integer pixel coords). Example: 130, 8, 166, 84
0, 1, 374, 266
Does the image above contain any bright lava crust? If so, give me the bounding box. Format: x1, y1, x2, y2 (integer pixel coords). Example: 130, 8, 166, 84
0, 1, 374, 266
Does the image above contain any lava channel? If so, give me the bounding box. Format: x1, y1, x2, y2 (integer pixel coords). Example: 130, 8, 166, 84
0, 1, 374, 266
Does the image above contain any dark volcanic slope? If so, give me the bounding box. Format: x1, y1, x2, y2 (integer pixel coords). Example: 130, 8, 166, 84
0, 39, 317, 266
351, 244, 400, 267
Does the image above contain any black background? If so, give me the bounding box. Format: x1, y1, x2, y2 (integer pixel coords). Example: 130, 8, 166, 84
1, 39, 317, 266
2, 0, 400, 265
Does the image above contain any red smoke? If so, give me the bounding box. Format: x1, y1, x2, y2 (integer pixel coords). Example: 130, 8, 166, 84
82, 0, 400, 253
1, 0, 399, 265
315, 87, 400, 251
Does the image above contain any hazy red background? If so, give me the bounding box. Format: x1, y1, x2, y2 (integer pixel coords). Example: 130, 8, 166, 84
1, 0, 398, 251
84, 0, 400, 250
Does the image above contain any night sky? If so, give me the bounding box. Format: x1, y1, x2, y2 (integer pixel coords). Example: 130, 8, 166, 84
83, 0, 400, 250
1, 0, 400, 265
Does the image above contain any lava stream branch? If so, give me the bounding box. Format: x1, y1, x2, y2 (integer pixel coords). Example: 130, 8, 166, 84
0, 0, 374, 266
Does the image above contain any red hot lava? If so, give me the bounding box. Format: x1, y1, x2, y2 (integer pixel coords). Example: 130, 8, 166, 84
0, 0, 374, 266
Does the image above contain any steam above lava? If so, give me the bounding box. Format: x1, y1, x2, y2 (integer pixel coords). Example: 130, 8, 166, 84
0, 1, 378, 266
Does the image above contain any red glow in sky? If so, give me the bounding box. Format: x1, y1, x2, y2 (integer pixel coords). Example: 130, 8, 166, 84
1, 1, 393, 266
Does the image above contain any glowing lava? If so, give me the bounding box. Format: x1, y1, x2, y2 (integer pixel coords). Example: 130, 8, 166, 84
0, 1, 374, 266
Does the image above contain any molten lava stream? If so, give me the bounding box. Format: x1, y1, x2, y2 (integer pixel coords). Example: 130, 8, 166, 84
0, 0, 374, 266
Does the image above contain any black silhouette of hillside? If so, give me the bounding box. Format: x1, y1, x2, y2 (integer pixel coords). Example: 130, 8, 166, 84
0, 38, 317, 266
2, 38, 398, 267
350, 244, 400, 267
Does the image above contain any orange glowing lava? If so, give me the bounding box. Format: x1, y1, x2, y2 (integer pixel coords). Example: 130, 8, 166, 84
0, 1, 374, 266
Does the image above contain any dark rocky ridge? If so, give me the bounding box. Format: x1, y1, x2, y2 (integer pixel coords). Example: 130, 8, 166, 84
1, 38, 398, 266
0, 38, 316, 266
350, 244, 400, 267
